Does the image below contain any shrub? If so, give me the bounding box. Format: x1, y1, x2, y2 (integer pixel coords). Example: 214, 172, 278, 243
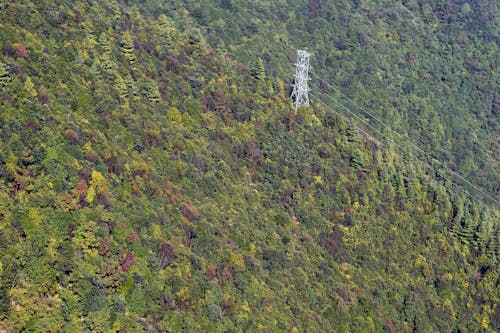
205, 304, 223, 323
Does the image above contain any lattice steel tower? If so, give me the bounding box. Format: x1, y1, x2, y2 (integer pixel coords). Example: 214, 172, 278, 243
291, 50, 311, 110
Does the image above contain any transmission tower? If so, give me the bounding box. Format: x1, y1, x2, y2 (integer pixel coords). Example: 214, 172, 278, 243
291, 50, 311, 110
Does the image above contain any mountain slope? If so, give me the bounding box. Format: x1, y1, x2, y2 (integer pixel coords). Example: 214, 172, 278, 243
183, 0, 500, 199
0, 1, 498, 332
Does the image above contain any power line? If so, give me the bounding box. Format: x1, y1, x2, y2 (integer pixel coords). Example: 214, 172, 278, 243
309, 89, 498, 206
276, 49, 497, 205
309, 72, 499, 206
203, 8, 497, 205
309, 93, 487, 205
313, 88, 497, 206
306, 0, 498, 186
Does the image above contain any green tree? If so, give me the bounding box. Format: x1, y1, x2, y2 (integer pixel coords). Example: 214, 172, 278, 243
143, 79, 161, 104
251, 57, 266, 81
0, 62, 10, 87
120, 32, 136, 65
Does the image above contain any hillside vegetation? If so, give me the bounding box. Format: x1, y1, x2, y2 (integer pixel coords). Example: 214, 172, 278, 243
0, 1, 498, 332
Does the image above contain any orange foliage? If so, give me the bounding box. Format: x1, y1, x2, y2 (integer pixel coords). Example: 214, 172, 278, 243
74, 179, 88, 196
207, 265, 217, 280
12, 43, 28, 59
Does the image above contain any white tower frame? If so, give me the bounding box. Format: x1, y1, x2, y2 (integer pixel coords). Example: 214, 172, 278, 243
291, 50, 311, 110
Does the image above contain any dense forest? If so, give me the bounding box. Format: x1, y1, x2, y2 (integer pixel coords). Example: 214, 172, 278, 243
0, 1, 498, 332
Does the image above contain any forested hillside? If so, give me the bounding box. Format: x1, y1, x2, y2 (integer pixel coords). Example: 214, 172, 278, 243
188, 0, 499, 199
0, 1, 498, 332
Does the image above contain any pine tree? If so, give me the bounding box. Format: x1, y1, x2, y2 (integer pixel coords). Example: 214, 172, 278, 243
156, 14, 177, 51
350, 149, 366, 171
451, 197, 464, 236
125, 74, 139, 101
406, 170, 417, 201
0, 62, 10, 88
90, 58, 102, 79
492, 228, 500, 263
454, 207, 475, 245
143, 79, 161, 104
98, 32, 113, 55
100, 53, 115, 72
187, 28, 207, 56
346, 125, 361, 143
114, 74, 128, 103
475, 221, 490, 253
120, 32, 136, 65
251, 57, 266, 81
